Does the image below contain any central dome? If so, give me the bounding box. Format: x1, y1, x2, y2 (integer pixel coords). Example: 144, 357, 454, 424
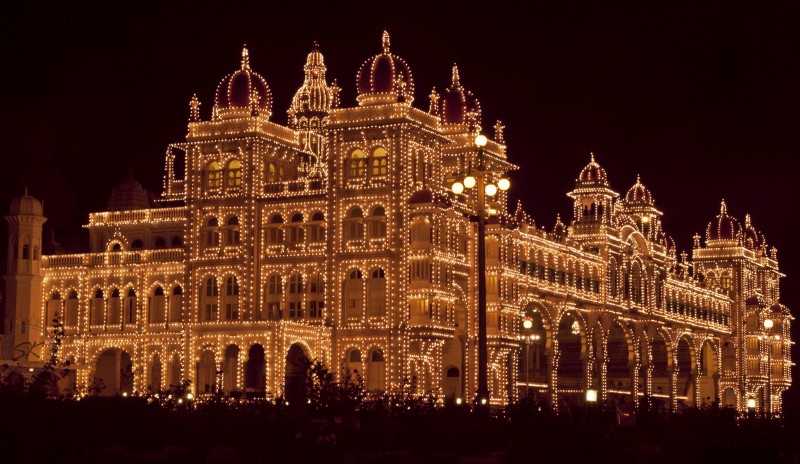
624, 175, 654, 206
356, 31, 415, 105
576, 153, 609, 187
706, 199, 741, 243
436, 64, 481, 126
214, 46, 273, 119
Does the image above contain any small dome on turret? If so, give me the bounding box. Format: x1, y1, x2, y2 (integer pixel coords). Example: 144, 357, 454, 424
706, 199, 741, 243
9, 189, 43, 216
742, 213, 766, 251
108, 173, 150, 211
356, 31, 415, 105
435, 64, 481, 126
624, 175, 654, 206
288, 42, 339, 125
213, 45, 273, 119
576, 153, 609, 187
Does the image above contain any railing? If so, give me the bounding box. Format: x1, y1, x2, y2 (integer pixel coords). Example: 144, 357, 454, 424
43, 248, 185, 269
88, 207, 186, 226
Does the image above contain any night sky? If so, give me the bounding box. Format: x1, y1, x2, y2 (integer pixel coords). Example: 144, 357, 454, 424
2, 2, 799, 397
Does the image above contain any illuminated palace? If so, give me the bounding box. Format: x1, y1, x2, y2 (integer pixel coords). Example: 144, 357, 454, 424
2, 32, 791, 412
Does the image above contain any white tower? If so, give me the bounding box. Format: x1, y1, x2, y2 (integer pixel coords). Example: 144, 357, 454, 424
2, 190, 46, 362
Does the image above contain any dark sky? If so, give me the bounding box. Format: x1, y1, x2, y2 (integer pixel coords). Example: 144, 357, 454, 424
2, 1, 799, 394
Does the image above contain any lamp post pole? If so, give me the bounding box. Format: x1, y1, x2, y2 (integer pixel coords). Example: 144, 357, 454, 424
763, 318, 775, 417
450, 134, 509, 407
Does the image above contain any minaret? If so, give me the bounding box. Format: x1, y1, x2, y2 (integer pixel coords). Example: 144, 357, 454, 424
2, 190, 47, 362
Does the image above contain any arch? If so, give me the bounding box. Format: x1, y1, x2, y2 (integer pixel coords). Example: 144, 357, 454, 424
267, 214, 284, 245
93, 348, 133, 396
65, 290, 79, 326
307, 273, 324, 319
222, 275, 239, 321
344, 348, 363, 384
366, 348, 386, 392
225, 159, 242, 189
244, 344, 266, 395
224, 215, 240, 245
442, 337, 463, 400
167, 352, 182, 389
91, 288, 105, 325
556, 311, 585, 398
201, 277, 219, 322
148, 353, 162, 392
288, 273, 304, 319
630, 260, 643, 304
123, 288, 136, 324
520, 304, 549, 401
45, 291, 62, 327
343, 269, 364, 321
195, 350, 216, 395
149, 285, 165, 323
370, 146, 388, 177
698, 339, 719, 407
265, 274, 282, 320
169, 285, 183, 322
676, 335, 695, 408
606, 322, 633, 407
722, 387, 737, 408
721, 339, 736, 376
107, 288, 121, 325
285, 343, 310, 404
367, 267, 386, 316
223, 345, 239, 394
608, 257, 620, 298
308, 211, 325, 243
344, 206, 364, 240
367, 205, 387, 238
204, 216, 220, 247
348, 148, 367, 178
206, 161, 223, 191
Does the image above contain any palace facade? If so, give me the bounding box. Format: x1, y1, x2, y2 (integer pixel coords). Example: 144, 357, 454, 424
2, 32, 791, 413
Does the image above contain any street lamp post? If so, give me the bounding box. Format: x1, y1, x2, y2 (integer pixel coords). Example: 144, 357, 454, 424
522, 319, 533, 399
763, 318, 777, 416
451, 133, 510, 406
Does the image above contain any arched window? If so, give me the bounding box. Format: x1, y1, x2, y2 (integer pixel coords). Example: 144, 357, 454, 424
111, 243, 122, 252
226, 159, 242, 189
225, 216, 240, 245
370, 147, 388, 177
367, 206, 387, 239
201, 277, 219, 322
206, 161, 223, 191
149, 286, 165, 323
171, 235, 183, 247
131, 239, 144, 250
609, 258, 619, 298
154, 237, 166, 249
223, 276, 239, 320
108, 289, 121, 325
410, 218, 432, 247
266, 162, 281, 183
348, 149, 367, 178
631, 261, 643, 304
307, 274, 324, 318
367, 348, 386, 391
267, 214, 284, 245
65, 290, 79, 327
169, 286, 183, 322
92, 289, 105, 325
345, 349, 363, 381
367, 268, 386, 316
46, 292, 62, 327
288, 274, 303, 319
343, 270, 363, 321
308, 211, 325, 243
205, 217, 220, 247
344, 207, 364, 241
124, 289, 137, 324
287, 213, 304, 246
266, 275, 282, 320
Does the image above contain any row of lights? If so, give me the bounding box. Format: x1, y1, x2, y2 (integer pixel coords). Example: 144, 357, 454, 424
450, 135, 511, 197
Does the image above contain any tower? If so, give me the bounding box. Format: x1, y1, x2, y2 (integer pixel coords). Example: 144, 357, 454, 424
2, 190, 47, 362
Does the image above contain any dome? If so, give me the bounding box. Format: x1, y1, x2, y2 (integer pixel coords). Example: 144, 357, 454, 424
624, 175, 654, 206
706, 199, 741, 242
9, 189, 43, 216
213, 45, 273, 118
356, 31, 415, 105
576, 153, 609, 187
742, 213, 766, 251
288, 42, 339, 124
436, 64, 481, 125
108, 174, 150, 211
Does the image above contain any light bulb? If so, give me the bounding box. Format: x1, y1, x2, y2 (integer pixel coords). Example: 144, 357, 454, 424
451, 181, 464, 194
463, 176, 476, 189
485, 183, 498, 197
498, 178, 510, 191
522, 319, 533, 330
474, 134, 488, 147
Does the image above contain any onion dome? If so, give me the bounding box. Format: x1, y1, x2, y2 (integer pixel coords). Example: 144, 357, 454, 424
9, 189, 43, 216
552, 214, 567, 242
108, 173, 150, 211
576, 153, 609, 187
288, 42, 338, 126
742, 213, 766, 251
705, 199, 741, 243
213, 45, 273, 119
624, 175, 654, 206
436, 64, 481, 126
356, 31, 415, 105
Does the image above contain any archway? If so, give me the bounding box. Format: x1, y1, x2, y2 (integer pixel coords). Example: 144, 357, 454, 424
606, 323, 632, 412
366, 348, 386, 392
148, 354, 162, 393
676, 336, 695, 409
167, 353, 182, 389
698, 340, 719, 407
223, 345, 239, 394
285, 343, 310, 404
519, 306, 548, 402
651, 332, 670, 412
244, 344, 266, 396
722, 387, 737, 409
196, 350, 216, 395
93, 348, 133, 396
556, 312, 584, 406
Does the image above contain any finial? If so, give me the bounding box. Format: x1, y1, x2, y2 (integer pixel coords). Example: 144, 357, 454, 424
719, 198, 727, 215
382, 30, 391, 53
189, 93, 201, 122
636, 173, 641, 184
428, 87, 439, 113
494, 120, 505, 145
241, 43, 250, 70
744, 213, 752, 227
451, 63, 461, 86
312, 40, 319, 51
589, 152, 596, 164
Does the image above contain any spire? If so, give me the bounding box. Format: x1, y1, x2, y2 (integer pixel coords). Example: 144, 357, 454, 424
428, 87, 439, 113
589, 152, 596, 164
744, 212, 752, 228
451, 63, 461, 86
494, 120, 506, 144
719, 198, 728, 215
189, 93, 201, 122
382, 30, 391, 53
241, 43, 250, 70
312, 40, 319, 52
635, 173, 641, 185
